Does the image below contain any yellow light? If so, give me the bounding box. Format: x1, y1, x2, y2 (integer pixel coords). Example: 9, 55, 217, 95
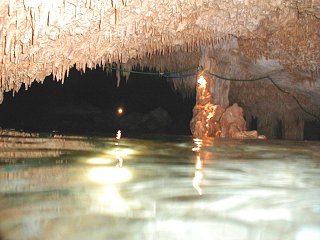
197, 76, 207, 88
117, 107, 124, 115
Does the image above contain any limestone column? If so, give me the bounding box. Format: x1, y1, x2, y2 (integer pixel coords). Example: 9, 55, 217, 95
209, 76, 230, 108
199, 47, 230, 108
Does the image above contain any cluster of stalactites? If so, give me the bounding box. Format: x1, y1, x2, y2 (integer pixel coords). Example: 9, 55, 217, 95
1, 0, 318, 97
238, 10, 320, 77
0, 0, 231, 94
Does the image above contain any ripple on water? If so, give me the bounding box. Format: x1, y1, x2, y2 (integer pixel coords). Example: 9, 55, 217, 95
0, 132, 319, 240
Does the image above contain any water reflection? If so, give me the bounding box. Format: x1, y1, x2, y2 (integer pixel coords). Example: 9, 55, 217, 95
87, 130, 130, 219
87, 167, 131, 184
192, 138, 204, 195
0, 131, 320, 240
87, 157, 113, 165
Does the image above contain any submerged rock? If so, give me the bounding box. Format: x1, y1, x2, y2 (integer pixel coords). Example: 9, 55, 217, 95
119, 107, 172, 133
142, 107, 172, 133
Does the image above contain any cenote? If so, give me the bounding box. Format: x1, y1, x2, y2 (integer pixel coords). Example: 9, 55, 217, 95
1, 1, 320, 239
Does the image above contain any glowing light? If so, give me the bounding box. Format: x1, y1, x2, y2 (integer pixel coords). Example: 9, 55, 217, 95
87, 167, 131, 184
87, 157, 113, 165
197, 75, 207, 88
116, 130, 122, 140
192, 138, 203, 152
117, 107, 124, 115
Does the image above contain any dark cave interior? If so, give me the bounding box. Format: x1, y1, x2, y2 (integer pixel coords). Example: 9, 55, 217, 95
0, 67, 195, 136
0, 67, 319, 139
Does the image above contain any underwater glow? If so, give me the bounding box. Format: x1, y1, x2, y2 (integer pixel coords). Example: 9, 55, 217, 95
197, 75, 206, 88
87, 167, 132, 184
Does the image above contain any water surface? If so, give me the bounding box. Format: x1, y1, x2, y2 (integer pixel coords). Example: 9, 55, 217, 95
0, 130, 320, 240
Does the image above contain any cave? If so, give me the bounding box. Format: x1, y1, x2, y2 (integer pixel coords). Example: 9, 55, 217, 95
0, 1, 320, 240
0, 1, 319, 139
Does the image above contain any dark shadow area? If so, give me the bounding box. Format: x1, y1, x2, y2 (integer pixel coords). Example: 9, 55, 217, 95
0, 66, 195, 136
304, 121, 320, 140
250, 116, 258, 131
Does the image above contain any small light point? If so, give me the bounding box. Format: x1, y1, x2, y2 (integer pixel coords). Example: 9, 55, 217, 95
117, 107, 123, 115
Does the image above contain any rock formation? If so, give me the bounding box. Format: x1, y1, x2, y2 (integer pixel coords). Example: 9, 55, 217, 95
119, 107, 172, 133
0, 0, 319, 139
190, 75, 265, 139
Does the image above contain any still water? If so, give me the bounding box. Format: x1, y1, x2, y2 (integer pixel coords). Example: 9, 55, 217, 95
0, 130, 320, 240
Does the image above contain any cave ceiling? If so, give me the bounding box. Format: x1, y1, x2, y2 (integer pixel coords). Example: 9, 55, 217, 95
0, 0, 319, 119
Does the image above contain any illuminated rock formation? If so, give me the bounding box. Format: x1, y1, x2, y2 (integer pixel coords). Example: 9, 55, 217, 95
0, 0, 319, 139
190, 75, 265, 139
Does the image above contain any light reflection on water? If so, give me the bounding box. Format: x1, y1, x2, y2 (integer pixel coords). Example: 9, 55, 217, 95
0, 131, 320, 240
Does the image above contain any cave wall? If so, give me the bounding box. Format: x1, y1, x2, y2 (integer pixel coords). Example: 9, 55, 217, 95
192, 37, 320, 139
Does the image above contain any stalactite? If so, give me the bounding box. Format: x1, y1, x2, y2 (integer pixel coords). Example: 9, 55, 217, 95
8, 0, 14, 16
5, 24, 14, 56
116, 63, 121, 87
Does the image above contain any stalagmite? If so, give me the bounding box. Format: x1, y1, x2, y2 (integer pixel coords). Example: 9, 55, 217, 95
190, 75, 266, 139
